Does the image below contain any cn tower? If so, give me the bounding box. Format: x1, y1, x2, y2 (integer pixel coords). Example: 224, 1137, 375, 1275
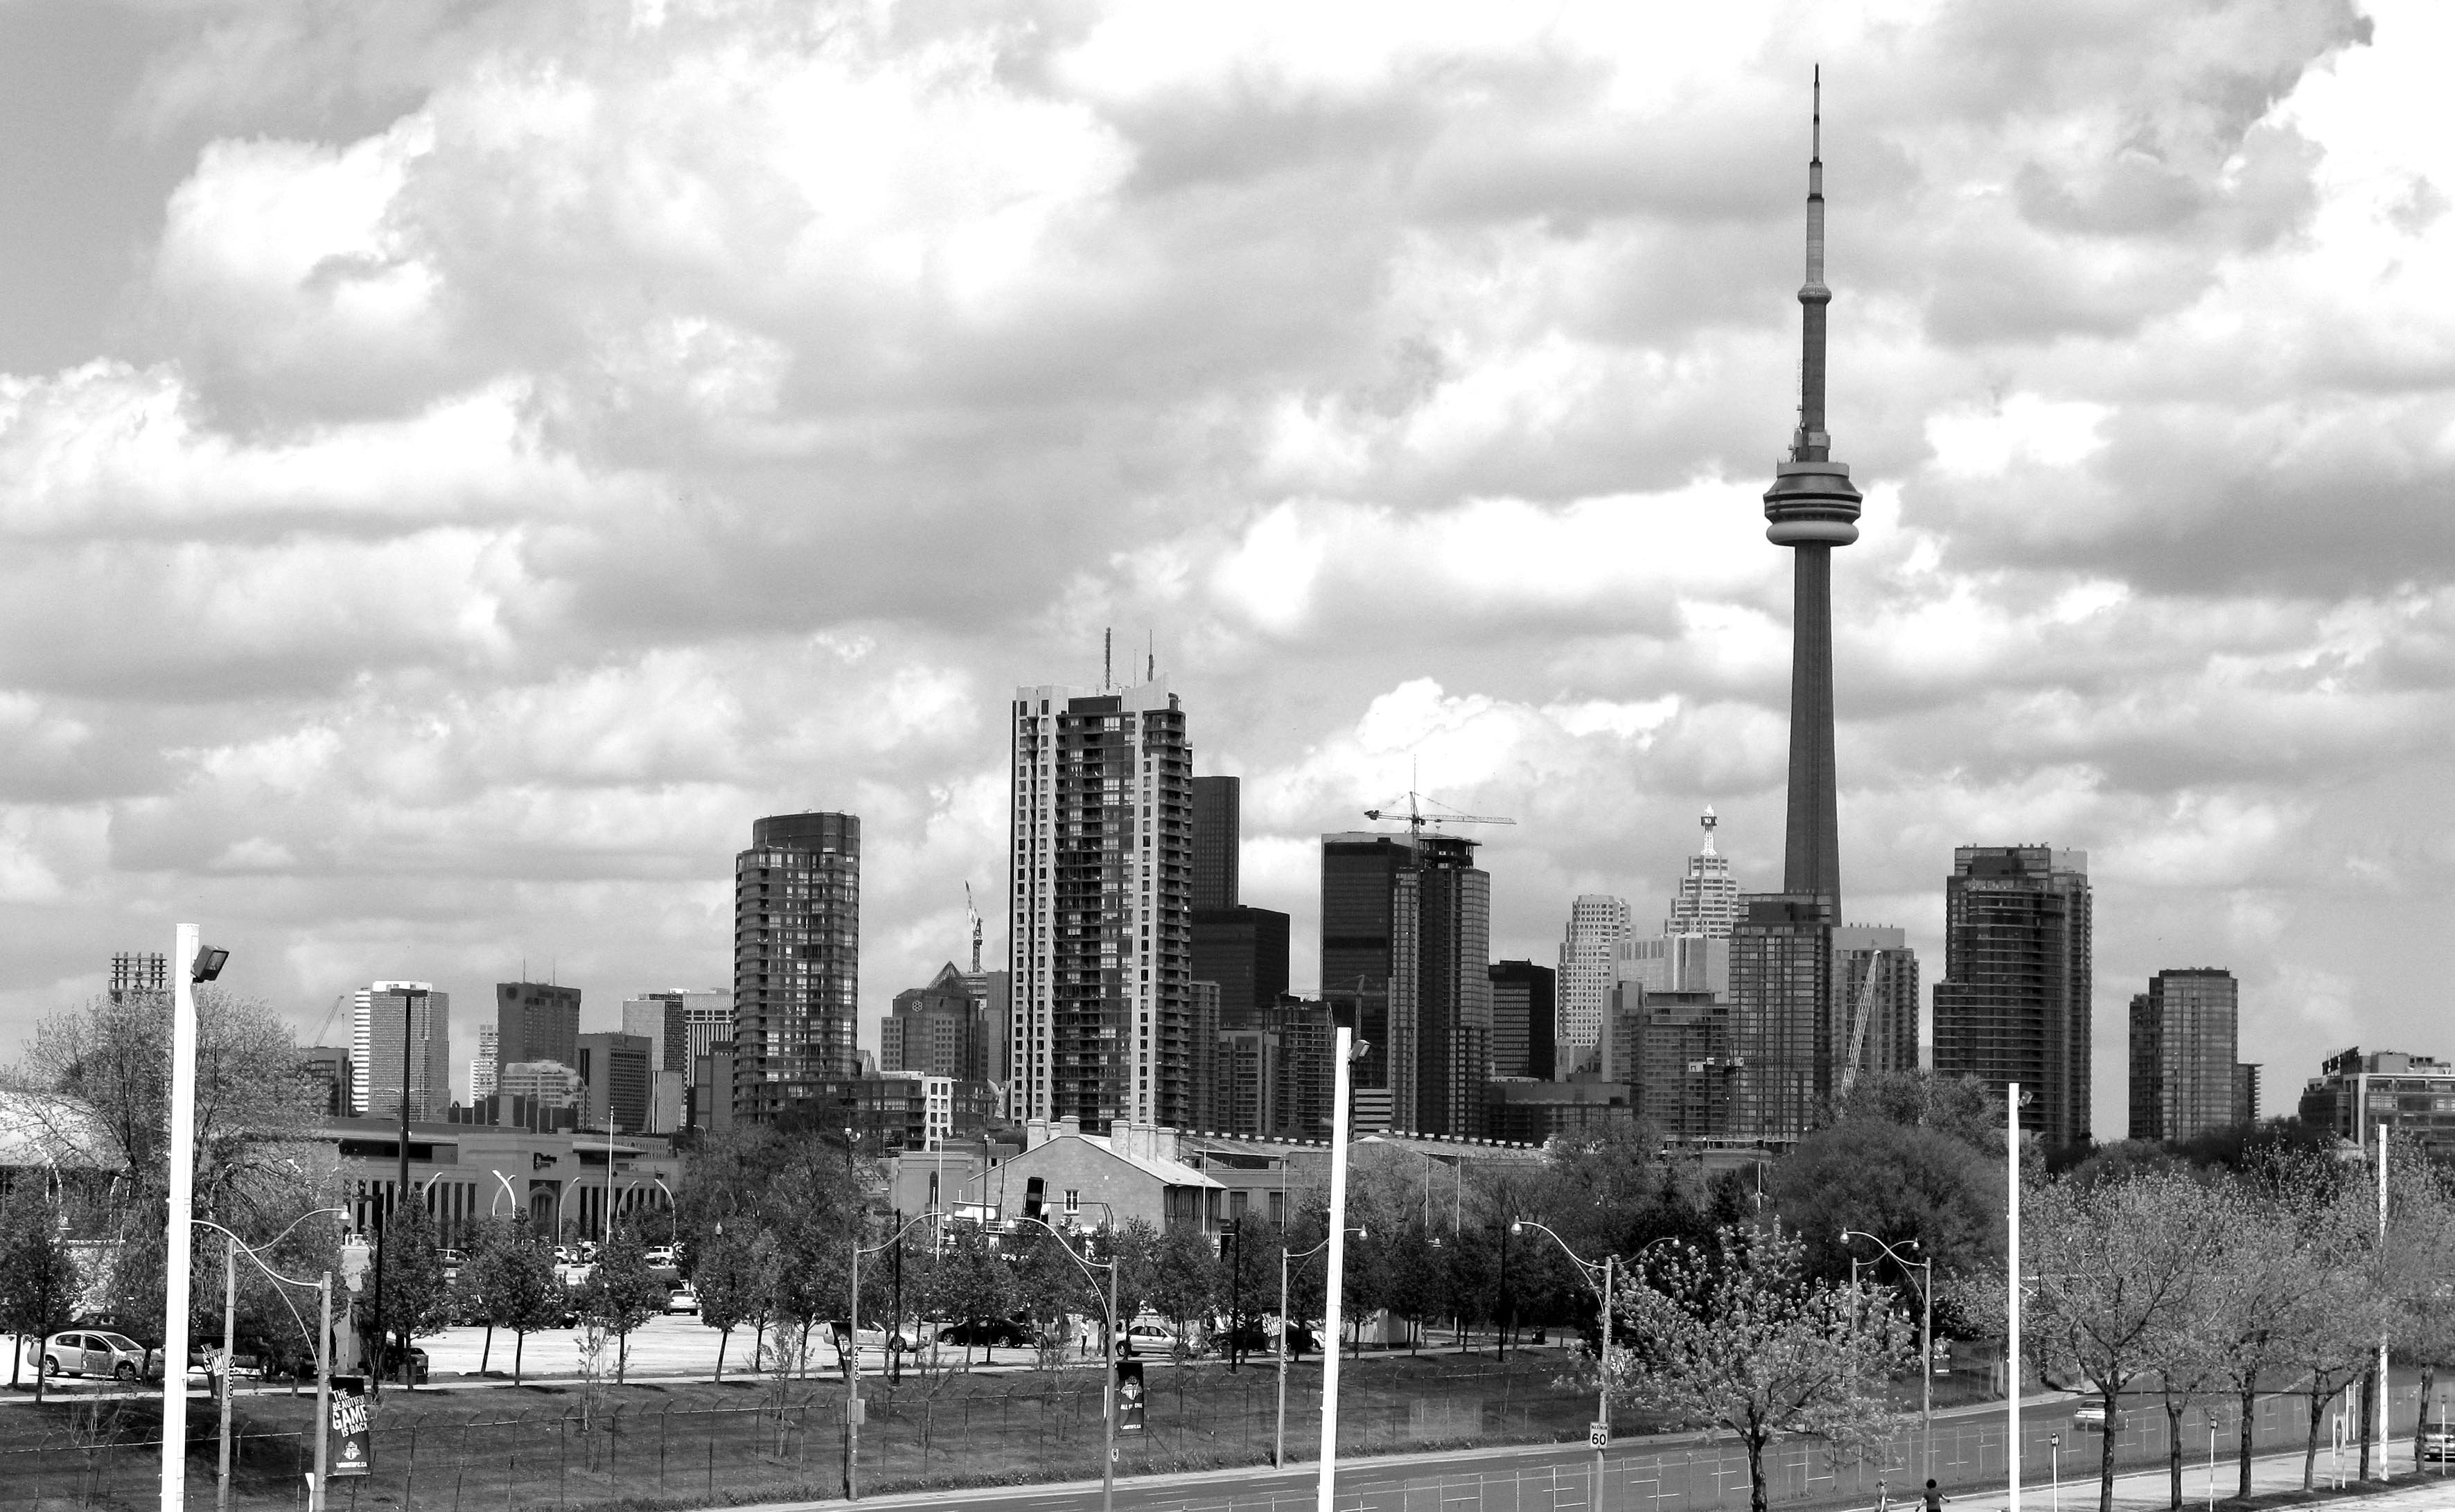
1761, 68, 1861, 918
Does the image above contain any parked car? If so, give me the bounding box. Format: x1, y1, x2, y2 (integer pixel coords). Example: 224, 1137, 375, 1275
938, 1319, 1032, 1349
851, 1321, 922, 1351
2422, 1429, 2455, 1463
1122, 1321, 1179, 1353
438, 1249, 468, 1283
664, 1285, 701, 1315
374, 1342, 430, 1386
1220, 1319, 1316, 1355
42, 1331, 148, 1380
2072, 1402, 2115, 1432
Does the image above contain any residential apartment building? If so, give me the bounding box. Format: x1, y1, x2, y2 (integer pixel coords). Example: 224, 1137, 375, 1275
2128, 968, 2242, 1143
1932, 846, 2094, 1148
734, 811, 862, 1120
1007, 680, 1195, 1134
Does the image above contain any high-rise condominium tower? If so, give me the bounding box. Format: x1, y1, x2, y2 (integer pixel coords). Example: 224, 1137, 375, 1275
734, 812, 861, 1120
470, 1025, 499, 1098
1007, 679, 1193, 1134
2129, 968, 2239, 1143
1761, 71, 1861, 920
356, 983, 450, 1121
1933, 846, 2093, 1148
1556, 895, 1628, 1062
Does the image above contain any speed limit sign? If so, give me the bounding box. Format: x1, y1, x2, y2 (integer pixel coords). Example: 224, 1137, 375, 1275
1589, 1423, 1610, 1450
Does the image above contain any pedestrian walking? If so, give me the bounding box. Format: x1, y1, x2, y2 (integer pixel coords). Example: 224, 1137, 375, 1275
1922, 1479, 1947, 1512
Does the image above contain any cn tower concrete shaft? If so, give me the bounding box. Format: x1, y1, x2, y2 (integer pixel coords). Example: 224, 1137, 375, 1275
1762, 68, 1860, 917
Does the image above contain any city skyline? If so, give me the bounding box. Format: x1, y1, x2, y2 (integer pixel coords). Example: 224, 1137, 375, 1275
0, 5, 2439, 1145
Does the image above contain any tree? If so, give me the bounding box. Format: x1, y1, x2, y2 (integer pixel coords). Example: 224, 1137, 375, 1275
2271, 1178, 2390, 1490
491, 1224, 565, 1385
1608, 1225, 1912, 1512
1142, 1222, 1218, 1362
1772, 1117, 2002, 1293
373, 1199, 452, 1389
1822, 1071, 2006, 1159
2024, 1170, 2230, 1512
0, 1186, 83, 1402
576, 1224, 667, 1384
2199, 1182, 2311, 1498
693, 1225, 771, 1383
12, 989, 326, 1348
2388, 1167, 2455, 1475
459, 1217, 516, 1375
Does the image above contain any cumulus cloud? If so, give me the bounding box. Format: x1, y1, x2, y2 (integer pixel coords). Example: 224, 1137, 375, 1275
0, 0, 2439, 1133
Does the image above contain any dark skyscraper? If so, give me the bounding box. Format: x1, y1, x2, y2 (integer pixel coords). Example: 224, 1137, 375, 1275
1933, 845, 2093, 1148
1762, 71, 1860, 919
495, 981, 581, 1070
1191, 775, 1241, 912
1320, 832, 1415, 1102
1488, 960, 1556, 1082
733, 811, 861, 1120
1193, 904, 1290, 1030
1321, 829, 1489, 1136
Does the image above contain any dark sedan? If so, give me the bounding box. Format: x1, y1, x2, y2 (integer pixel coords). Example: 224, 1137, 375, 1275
937, 1319, 1035, 1349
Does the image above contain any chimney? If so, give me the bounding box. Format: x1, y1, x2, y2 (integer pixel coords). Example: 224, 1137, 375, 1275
1057, 1114, 1081, 1141
1026, 1117, 1050, 1150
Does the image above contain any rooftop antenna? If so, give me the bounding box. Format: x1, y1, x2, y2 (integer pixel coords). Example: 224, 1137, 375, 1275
1792, 64, 1829, 464
1103, 628, 1112, 692
1147, 630, 1154, 683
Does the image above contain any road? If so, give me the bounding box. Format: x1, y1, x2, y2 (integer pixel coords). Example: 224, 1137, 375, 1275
775, 1380, 2439, 1512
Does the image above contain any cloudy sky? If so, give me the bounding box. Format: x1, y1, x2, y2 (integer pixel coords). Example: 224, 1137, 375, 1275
0, 0, 2440, 1138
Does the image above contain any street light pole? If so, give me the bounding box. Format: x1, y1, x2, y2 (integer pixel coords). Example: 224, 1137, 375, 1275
215, 1236, 236, 1512
1843, 1229, 1935, 1480
1276, 1226, 1364, 1469
164, 922, 202, 1512
2009, 1081, 2023, 1512
1008, 1213, 1116, 1512
312, 1273, 332, 1512
1317, 1026, 1357, 1512
1512, 1220, 1617, 1498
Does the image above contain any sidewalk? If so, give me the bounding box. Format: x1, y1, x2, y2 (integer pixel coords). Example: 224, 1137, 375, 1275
1942, 1448, 2455, 1512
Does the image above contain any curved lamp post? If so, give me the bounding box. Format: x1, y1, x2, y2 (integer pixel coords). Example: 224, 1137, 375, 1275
487, 1170, 521, 1221
1513, 1220, 1621, 1500
651, 1175, 676, 1247
191, 1208, 346, 1512
1276, 1226, 1365, 1468
1005, 1213, 1120, 1512
846, 1208, 943, 1502
1842, 1228, 1935, 1479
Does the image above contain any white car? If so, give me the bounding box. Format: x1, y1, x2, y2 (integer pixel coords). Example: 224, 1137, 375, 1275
1123, 1321, 1178, 1351
664, 1285, 700, 1315
43, 1331, 148, 1380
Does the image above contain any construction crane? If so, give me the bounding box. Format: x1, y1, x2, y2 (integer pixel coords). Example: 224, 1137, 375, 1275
1363, 786, 1517, 841
1837, 951, 1888, 1097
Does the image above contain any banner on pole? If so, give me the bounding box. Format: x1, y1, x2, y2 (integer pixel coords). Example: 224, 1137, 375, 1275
328, 1375, 371, 1478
